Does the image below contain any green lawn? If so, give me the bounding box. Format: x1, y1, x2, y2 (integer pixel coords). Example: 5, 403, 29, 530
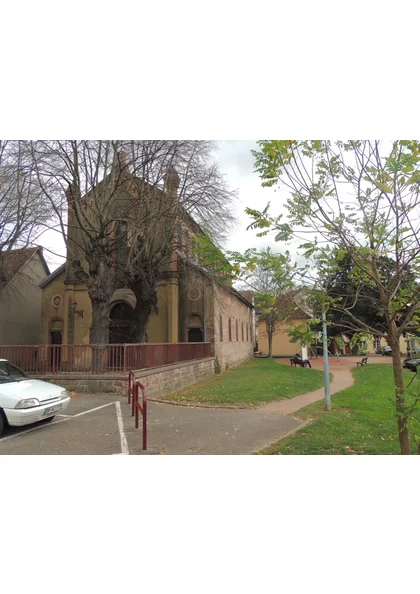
165, 357, 326, 406
259, 364, 420, 455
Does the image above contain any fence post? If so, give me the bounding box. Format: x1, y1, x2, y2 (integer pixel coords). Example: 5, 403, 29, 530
135, 383, 139, 429
143, 387, 147, 451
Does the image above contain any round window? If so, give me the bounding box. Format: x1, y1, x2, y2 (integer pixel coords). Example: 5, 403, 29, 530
187, 288, 201, 302
52, 295, 63, 308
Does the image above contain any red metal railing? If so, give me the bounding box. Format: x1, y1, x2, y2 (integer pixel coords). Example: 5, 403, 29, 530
124, 342, 212, 371
0, 342, 212, 375
128, 370, 147, 450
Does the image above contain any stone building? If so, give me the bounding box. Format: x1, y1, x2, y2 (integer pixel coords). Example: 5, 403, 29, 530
39, 163, 253, 370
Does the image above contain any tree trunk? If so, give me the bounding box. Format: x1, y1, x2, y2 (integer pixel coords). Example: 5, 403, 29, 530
268, 331, 273, 358
133, 300, 155, 343
89, 299, 110, 373
389, 330, 411, 455
90, 299, 110, 344
131, 281, 158, 343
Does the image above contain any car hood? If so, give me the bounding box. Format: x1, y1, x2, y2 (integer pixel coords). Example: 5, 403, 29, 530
0, 379, 65, 404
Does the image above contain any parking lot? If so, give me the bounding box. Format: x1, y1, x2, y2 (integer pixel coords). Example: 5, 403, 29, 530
0, 391, 303, 455
0, 393, 145, 455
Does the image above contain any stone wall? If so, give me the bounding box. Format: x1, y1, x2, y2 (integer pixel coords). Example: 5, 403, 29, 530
39, 374, 128, 394
133, 357, 215, 399
39, 357, 215, 399
212, 284, 254, 371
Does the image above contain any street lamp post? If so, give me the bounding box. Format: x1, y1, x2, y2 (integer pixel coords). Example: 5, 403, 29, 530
322, 311, 331, 411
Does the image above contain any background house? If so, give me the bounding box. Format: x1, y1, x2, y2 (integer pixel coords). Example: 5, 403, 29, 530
0, 247, 50, 344
257, 291, 311, 357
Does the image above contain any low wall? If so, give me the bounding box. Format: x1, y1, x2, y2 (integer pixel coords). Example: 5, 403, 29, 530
38, 374, 128, 394
38, 357, 216, 398
133, 357, 215, 399
214, 341, 253, 371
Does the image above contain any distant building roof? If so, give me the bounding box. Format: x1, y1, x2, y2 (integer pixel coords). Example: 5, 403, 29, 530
0, 247, 50, 293
258, 289, 312, 321
39, 263, 66, 288
237, 290, 254, 306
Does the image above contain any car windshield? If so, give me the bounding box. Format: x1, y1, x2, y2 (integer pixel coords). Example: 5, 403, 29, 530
0, 361, 28, 383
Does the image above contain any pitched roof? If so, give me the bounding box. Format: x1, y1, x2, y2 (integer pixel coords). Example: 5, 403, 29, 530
258, 289, 311, 321
0, 247, 50, 292
39, 263, 66, 288
237, 290, 254, 306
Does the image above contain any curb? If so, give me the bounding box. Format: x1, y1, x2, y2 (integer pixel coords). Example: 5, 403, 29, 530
148, 398, 250, 410
254, 418, 315, 454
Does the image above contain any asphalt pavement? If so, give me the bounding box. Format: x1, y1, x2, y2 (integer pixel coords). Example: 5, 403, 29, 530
0, 392, 302, 455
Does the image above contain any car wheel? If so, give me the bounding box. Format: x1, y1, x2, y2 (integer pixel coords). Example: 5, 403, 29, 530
0, 408, 6, 438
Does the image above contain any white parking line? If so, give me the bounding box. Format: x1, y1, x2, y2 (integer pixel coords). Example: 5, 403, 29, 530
115, 401, 129, 455
0, 417, 71, 442
72, 402, 116, 417
0, 401, 125, 448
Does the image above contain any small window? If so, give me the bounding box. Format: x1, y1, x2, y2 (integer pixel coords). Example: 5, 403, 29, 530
229, 318, 232, 342
236, 319, 239, 341
219, 315, 223, 342
52, 294, 63, 308
242, 322, 244, 341
246, 323, 248, 342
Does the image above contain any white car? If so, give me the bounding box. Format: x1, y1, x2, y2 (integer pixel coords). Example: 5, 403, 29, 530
0, 359, 71, 437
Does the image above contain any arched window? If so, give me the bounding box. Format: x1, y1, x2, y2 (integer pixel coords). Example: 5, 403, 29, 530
188, 314, 203, 343
219, 315, 223, 342
109, 301, 136, 344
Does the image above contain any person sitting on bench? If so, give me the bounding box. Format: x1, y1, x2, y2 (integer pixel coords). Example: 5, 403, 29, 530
291, 353, 312, 368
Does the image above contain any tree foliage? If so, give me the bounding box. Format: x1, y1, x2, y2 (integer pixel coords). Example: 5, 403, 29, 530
193, 238, 299, 356
251, 140, 420, 455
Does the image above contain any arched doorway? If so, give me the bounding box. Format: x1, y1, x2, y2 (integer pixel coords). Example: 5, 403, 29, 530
187, 314, 203, 343
49, 318, 63, 369
109, 302, 136, 344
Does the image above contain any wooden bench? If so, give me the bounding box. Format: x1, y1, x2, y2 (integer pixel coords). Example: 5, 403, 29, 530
356, 357, 368, 367
290, 358, 310, 368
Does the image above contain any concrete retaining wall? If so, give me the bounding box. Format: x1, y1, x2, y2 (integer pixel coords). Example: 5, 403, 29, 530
39, 357, 216, 398
39, 374, 128, 394
133, 357, 215, 399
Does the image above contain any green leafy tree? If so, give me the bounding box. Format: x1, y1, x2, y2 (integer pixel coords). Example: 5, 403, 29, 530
193, 237, 298, 357
247, 249, 298, 357
251, 140, 420, 455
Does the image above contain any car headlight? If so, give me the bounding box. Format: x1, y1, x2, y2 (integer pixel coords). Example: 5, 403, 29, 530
15, 398, 41, 409
60, 390, 69, 400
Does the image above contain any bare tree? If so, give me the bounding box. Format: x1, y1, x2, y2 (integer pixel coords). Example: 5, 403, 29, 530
28, 140, 237, 344
0, 140, 52, 284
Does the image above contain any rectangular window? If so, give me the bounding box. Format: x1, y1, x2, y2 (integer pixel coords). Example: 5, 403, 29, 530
236, 319, 239, 341
219, 315, 223, 342
246, 323, 248, 342
242, 322, 244, 341
229, 318, 232, 342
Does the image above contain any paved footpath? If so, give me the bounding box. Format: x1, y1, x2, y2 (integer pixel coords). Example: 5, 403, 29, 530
260, 355, 393, 416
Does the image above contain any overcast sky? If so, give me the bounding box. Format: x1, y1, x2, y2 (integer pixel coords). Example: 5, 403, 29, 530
40, 140, 288, 273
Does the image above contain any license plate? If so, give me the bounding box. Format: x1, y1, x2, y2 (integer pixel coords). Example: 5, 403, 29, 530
43, 404, 63, 416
